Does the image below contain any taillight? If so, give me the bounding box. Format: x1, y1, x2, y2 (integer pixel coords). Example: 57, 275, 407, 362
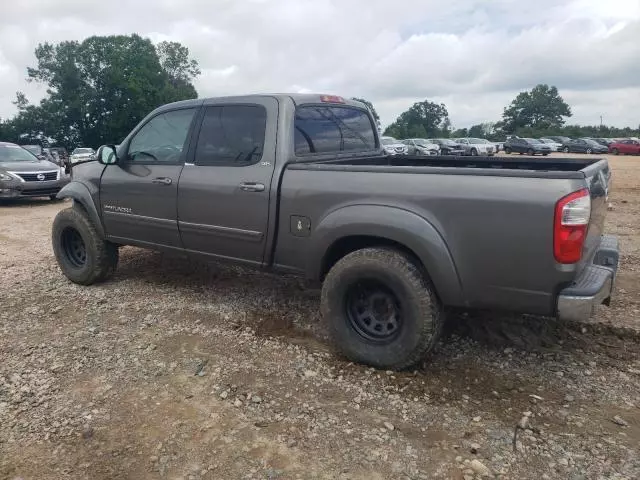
554, 188, 591, 263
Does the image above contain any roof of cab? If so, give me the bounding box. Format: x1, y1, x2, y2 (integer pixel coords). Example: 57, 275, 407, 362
153, 94, 364, 113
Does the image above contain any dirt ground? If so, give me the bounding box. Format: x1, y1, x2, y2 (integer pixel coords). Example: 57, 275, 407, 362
1, 153, 639, 480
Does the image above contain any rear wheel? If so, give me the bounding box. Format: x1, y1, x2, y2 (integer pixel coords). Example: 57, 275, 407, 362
52, 207, 119, 285
321, 248, 444, 370
470, 148, 478, 156
612, 148, 619, 155
563, 146, 570, 153
527, 148, 534, 156
586, 148, 593, 154
504, 147, 511, 154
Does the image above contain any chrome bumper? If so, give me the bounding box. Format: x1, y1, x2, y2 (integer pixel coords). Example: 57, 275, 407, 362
557, 235, 619, 321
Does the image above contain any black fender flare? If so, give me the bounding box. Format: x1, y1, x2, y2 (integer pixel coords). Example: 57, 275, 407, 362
56, 182, 105, 238
308, 204, 465, 306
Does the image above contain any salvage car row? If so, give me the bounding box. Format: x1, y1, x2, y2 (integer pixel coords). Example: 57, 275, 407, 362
381, 135, 640, 157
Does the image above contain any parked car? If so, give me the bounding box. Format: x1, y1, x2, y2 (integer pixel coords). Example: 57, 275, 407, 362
609, 139, 640, 155
0, 142, 70, 200
48, 147, 69, 161
401, 138, 440, 156
51, 93, 618, 370
380, 136, 408, 156
565, 138, 609, 154
455, 138, 495, 156
70, 147, 96, 164
539, 138, 563, 151
427, 138, 466, 156
503, 137, 552, 155
547, 136, 573, 151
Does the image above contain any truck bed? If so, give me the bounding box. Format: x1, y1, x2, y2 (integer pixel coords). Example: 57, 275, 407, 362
298, 155, 605, 179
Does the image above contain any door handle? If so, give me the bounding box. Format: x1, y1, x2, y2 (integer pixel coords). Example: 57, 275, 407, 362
239, 182, 265, 192
152, 177, 172, 185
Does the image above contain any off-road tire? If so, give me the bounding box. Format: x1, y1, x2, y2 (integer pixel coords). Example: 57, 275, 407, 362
321, 247, 444, 370
52, 207, 118, 285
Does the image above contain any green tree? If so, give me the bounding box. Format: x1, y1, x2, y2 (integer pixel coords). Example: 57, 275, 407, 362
383, 100, 450, 139
501, 84, 571, 133
6, 34, 200, 149
351, 97, 380, 127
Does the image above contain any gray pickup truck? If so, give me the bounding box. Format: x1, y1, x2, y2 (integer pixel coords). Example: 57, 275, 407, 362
52, 94, 619, 370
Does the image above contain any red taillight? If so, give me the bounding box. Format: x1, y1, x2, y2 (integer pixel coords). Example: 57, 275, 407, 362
320, 95, 345, 104
554, 188, 591, 263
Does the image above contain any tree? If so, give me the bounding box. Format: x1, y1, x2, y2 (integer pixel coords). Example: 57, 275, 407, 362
5, 34, 200, 149
501, 84, 571, 133
351, 97, 380, 127
383, 100, 450, 139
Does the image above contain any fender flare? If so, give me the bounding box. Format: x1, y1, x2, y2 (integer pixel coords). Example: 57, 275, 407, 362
308, 204, 465, 306
57, 182, 105, 238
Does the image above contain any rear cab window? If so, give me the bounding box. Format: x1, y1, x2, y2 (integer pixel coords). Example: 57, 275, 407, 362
294, 105, 377, 155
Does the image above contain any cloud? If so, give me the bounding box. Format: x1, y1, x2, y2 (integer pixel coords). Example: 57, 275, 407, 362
1, 0, 639, 128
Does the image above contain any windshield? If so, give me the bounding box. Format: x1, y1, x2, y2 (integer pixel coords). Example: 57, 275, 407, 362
414, 139, 433, 146
540, 138, 555, 143
73, 148, 94, 154
0, 144, 39, 163
524, 138, 542, 144
584, 139, 600, 146
380, 137, 396, 145
22, 145, 41, 155
437, 139, 457, 146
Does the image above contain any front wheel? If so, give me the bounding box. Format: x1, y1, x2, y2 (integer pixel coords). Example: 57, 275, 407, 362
612, 148, 619, 155
527, 148, 534, 156
52, 207, 119, 285
586, 148, 593, 154
321, 248, 444, 370
470, 148, 478, 156
504, 147, 511, 154
563, 146, 570, 153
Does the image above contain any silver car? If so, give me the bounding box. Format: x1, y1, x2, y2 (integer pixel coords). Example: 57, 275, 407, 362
455, 138, 495, 156
401, 138, 440, 156
380, 136, 408, 155
0, 142, 70, 200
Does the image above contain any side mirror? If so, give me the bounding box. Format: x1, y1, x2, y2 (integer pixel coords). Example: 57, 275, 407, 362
97, 145, 118, 165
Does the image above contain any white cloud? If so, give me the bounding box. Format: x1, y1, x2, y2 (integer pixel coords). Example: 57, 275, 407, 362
1, 0, 639, 129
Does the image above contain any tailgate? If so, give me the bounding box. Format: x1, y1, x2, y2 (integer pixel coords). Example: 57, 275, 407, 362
580, 159, 610, 267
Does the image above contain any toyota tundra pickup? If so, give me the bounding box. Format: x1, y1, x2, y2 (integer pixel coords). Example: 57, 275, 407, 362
52, 94, 619, 370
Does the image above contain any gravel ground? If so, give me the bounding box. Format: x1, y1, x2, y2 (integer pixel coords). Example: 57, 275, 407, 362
1, 154, 639, 480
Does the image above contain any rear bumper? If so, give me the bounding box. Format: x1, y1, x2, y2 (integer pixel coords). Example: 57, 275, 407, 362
557, 235, 619, 321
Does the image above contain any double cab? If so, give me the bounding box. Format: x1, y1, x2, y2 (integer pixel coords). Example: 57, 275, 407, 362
52, 94, 619, 370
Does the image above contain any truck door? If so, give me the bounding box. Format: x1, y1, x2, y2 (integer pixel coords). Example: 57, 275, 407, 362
99, 107, 198, 249
177, 98, 278, 266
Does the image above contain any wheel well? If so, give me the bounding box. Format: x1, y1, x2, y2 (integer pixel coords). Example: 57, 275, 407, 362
321, 235, 424, 280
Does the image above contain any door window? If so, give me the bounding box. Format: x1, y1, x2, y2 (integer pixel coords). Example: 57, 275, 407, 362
128, 108, 197, 163
194, 105, 267, 166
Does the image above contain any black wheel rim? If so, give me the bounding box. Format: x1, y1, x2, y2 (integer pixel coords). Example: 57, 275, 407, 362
345, 280, 402, 344
61, 227, 87, 268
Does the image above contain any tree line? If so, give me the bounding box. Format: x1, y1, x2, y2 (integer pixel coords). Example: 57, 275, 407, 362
0, 34, 200, 149
1, 36, 638, 149
370, 84, 639, 140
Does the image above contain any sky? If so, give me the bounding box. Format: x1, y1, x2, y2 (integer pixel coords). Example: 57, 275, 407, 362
1, 0, 639, 129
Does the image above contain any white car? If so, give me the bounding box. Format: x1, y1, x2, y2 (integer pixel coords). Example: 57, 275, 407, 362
539, 138, 563, 152
380, 136, 408, 156
70, 147, 96, 164
455, 138, 495, 156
